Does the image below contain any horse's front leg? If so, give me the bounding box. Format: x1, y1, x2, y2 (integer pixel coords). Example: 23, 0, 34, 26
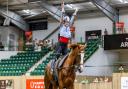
58, 80, 64, 89
53, 84, 58, 89
68, 84, 74, 89
59, 86, 63, 89
59, 83, 63, 89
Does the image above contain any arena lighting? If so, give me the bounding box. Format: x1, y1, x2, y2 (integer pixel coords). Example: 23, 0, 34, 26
66, 4, 78, 10
119, 0, 128, 3
88, 2, 93, 5
23, 9, 30, 14
124, 0, 128, 3
66, 4, 73, 9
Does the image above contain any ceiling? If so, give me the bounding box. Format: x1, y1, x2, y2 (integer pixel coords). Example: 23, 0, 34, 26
0, 0, 128, 20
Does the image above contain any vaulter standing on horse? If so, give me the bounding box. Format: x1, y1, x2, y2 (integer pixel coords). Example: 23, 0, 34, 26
57, 0, 78, 56
51, 0, 79, 71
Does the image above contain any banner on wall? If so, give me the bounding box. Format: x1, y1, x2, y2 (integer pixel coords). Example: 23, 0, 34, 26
104, 34, 128, 50
26, 79, 44, 89
25, 31, 32, 42
85, 30, 101, 41
0, 80, 13, 89
116, 22, 124, 33
116, 22, 124, 29
121, 77, 128, 89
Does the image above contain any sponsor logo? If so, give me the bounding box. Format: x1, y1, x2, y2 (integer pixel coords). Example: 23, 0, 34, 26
26, 79, 44, 89
0, 80, 13, 89
120, 38, 128, 48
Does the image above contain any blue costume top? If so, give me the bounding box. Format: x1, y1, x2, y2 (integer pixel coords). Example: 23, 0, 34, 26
59, 24, 71, 38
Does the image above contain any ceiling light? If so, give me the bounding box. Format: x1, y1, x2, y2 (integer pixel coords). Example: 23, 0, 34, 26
118, 0, 123, 2
119, 0, 128, 3
66, 4, 79, 10
23, 9, 30, 14
88, 2, 93, 5
66, 4, 73, 9
124, 0, 128, 3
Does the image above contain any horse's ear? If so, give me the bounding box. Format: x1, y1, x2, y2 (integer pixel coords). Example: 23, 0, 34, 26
68, 44, 78, 49
78, 44, 87, 51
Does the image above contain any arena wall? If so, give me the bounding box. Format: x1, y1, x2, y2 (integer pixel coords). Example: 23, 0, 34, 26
0, 51, 18, 60
119, 51, 128, 62
75, 82, 112, 89
0, 73, 127, 89
0, 75, 112, 89
77, 47, 119, 76
113, 73, 128, 89
0, 26, 20, 50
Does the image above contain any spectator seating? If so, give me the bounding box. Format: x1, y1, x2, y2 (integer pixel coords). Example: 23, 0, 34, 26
0, 47, 50, 76
30, 53, 58, 75
84, 39, 100, 62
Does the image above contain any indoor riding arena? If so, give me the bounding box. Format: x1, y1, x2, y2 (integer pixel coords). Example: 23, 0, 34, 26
0, 0, 128, 89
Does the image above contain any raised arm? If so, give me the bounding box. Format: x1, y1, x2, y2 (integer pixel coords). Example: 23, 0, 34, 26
60, 0, 65, 25
69, 8, 79, 27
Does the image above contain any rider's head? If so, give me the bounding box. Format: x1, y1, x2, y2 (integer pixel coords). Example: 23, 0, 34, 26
63, 16, 70, 22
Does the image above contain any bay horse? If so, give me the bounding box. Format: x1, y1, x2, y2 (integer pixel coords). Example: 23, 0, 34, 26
44, 44, 86, 89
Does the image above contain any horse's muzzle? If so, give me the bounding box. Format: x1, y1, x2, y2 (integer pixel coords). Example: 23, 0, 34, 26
78, 65, 84, 73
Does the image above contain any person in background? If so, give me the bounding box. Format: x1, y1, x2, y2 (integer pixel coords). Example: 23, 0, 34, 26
47, 39, 52, 50
93, 77, 99, 83
33, 39, 38, 51
104, 28, 108, 35
36, 40, 42, 51
0, 42, 4, 51
40, 40, 44, 47
43, 40, 48, 47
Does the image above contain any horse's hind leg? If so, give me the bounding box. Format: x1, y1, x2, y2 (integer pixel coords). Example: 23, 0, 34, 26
44, 71, 52, 89
44, 77, 51, 89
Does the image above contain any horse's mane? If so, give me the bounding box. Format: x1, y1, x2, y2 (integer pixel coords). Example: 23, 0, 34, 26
63, 44, 80, 67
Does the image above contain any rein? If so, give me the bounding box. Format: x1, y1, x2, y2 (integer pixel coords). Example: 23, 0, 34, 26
57, 64, 83, 70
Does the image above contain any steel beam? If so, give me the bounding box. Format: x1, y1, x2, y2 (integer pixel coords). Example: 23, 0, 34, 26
29, 0, 89, 5
90, 0, 119, 22
90, 0, 119, 34
0, 9, 29, 31
3, 17, 11, 26
37, 1, 61, 21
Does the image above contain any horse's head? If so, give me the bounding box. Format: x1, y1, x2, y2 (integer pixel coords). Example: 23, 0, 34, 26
68, 43, 86, 73
68, 44, 85, 54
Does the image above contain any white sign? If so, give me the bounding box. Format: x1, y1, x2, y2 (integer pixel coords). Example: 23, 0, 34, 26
121, 77, 128, 89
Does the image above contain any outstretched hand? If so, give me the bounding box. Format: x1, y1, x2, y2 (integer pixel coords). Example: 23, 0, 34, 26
73, 8, 79, 15
61, 0, 65, 13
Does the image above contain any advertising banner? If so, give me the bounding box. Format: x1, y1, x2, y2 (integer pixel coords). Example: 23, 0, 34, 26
121, 77, 128, 89
104, 34, 128, 50
26, 79, 44, 89
85, 30, 101, 41
0, 80, 13, 89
